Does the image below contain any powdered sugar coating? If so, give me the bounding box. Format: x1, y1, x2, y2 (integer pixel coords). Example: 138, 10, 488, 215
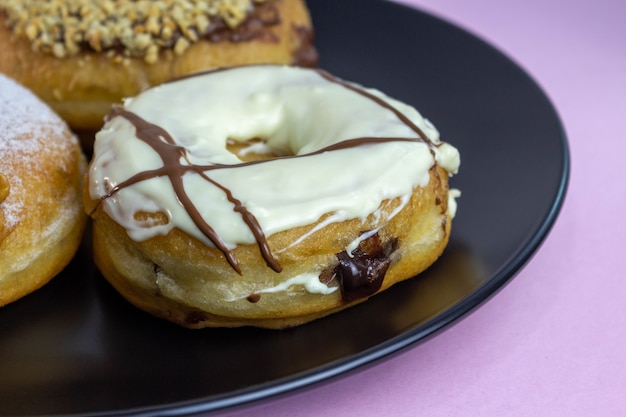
0, 73, 78, 231
0, 73, 88, 306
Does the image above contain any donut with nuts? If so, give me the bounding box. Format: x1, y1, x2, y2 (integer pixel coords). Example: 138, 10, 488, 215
0, 0, 317, 142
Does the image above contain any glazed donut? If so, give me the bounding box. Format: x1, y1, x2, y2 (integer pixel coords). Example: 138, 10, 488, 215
84, 64, 461, 329
0, 74, 87, 307
0, 0, 317, 137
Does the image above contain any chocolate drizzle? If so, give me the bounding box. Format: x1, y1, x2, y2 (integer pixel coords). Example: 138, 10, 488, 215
101, 109, 278, 274
202, 1, 281, 44
291, 25, 319, 67
315, 69, 435, 147
99, 67, 439, 276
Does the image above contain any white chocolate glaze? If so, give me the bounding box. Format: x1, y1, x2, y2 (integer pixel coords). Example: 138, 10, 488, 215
89, 65, 460, 263
226, 271, 338, 302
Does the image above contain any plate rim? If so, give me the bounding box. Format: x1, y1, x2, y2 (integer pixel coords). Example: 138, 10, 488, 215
98, 2, 571, 416
1, 1, 571, 416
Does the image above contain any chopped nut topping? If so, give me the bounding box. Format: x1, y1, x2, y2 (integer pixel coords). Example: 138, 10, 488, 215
0, 0, 269, 63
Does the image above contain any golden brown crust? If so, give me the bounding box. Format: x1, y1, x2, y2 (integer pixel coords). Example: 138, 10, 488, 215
0, 0, 317, 136
0, 75, 87, 307
86, 166, 452, 329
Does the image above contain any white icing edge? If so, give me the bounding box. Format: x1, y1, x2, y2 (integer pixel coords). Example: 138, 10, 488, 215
344, 192, 411, 257
226, 272, 338, 302
448, 188, 461, 218
274, 210, 349, 254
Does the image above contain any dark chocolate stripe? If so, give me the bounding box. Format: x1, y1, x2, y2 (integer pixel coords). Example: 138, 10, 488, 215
314, 69, 435, 147
105, 110, 278, 274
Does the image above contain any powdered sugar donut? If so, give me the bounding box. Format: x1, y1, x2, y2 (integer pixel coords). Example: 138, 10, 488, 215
0, 74, 87, 307
84, 65, 460, 328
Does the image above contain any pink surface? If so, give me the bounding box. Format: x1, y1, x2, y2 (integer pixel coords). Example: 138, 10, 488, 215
218, 0, 626, 416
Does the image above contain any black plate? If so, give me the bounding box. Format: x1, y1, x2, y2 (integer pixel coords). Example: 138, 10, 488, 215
0, 1, 569, 416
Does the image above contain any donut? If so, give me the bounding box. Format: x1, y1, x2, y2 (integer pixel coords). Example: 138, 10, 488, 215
0, 74, 87, 307
84, 64, 461, 329
0, 0, 317, 138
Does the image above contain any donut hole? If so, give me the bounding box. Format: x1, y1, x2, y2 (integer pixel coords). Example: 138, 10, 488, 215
133, 211, 169, 226
226, 138, 290, 162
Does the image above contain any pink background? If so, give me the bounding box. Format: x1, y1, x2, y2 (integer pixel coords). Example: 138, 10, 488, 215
218, 0, 626, 416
